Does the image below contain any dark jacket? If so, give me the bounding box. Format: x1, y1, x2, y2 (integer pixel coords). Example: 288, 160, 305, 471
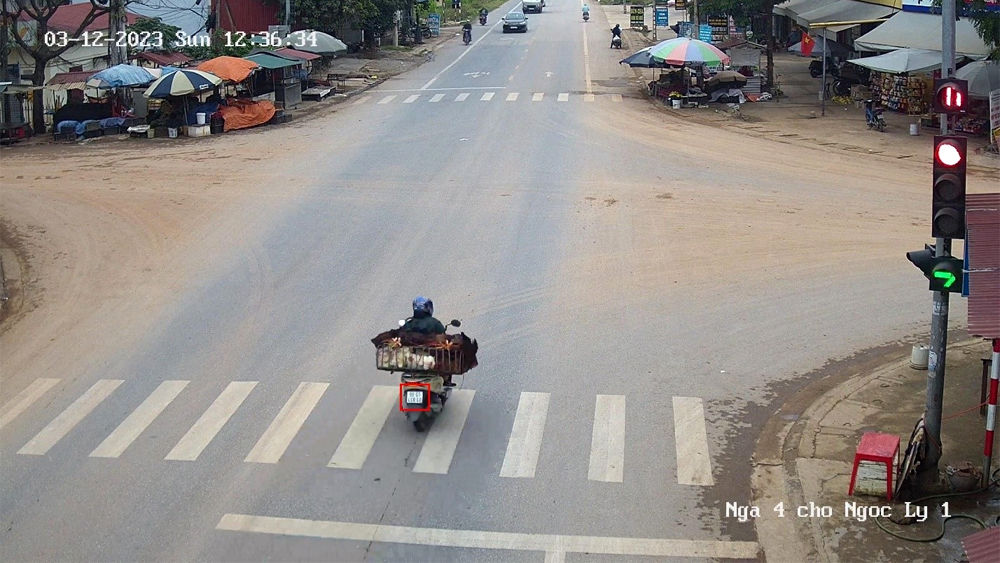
463, 22, 473, 31
612, 25, 621, 37
402, 313, 446, 334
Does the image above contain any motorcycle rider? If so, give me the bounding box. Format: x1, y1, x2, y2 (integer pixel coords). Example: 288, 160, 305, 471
401, 297, 453, 386
610, 24, 621, 47
479, 7, 488, 22
582, 4, 590, 19
462, 20, 473, 43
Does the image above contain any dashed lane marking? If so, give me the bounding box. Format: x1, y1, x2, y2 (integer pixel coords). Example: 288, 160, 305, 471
532, 93, 544, 101
352, 96, 370, 105
377, 95, 396, 104
481, 92, 495, 101
557, 93, 569, 102
455, 93, 469, 101
403, 94, 420, 104
429, 94, 445, 102
611, 93, 623, 103
506, 93, 519, 101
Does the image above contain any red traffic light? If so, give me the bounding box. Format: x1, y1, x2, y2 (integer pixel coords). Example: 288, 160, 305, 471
933, 78, 969, 114
935, 139, 964, 167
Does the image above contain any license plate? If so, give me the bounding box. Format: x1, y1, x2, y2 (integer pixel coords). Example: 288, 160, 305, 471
405, 390, 425, 404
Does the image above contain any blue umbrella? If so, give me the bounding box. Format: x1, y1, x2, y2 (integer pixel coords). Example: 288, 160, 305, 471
620, 46, 660, 68
143, 69, 222, 99
86, 64, 156, 88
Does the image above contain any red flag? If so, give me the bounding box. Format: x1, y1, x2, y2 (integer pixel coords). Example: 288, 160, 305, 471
801, 33, 816, 57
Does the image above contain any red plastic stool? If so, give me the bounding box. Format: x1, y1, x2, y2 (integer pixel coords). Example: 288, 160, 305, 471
848, 432, 900, 501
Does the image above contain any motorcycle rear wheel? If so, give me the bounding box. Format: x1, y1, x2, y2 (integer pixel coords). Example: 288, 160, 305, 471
413, 418, 428, 432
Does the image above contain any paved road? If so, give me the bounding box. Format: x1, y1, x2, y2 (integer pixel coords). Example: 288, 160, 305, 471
0, 1, 968, 562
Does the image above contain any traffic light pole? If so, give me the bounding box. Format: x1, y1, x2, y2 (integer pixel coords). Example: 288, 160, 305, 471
922, 0, 958, 479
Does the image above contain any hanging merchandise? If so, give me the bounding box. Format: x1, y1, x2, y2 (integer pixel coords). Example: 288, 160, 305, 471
871, 72, 927, 114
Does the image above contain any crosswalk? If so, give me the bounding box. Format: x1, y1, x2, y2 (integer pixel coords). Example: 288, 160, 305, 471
2, 378, 715, 485
352, 91, 625, 106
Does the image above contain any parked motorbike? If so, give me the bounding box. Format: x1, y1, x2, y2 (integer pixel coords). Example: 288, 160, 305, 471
809, 57, 838, 79
398, 319, 462, 432
463, 29, 472, 45
479, 14, 487, 25
611, 35, 622, 49
864, 99, 886, 132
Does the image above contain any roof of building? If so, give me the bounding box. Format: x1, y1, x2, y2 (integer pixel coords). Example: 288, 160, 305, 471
18, 3, 143, 34
46, 70, 98, 85
244, 52, 301, 70
133, 52, 193, 67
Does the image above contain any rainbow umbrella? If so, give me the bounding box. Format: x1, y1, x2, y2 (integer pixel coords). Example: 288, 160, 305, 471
648, 37, 730, 67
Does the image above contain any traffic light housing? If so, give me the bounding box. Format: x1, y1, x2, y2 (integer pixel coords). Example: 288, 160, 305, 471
933, 78, 968, 115
932, 135, 966, 239
906, 245, 964, 293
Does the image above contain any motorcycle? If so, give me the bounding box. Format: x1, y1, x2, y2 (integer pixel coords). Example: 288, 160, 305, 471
611, 35, 622, 49
398, 319, 462, 432
864, 99, 886, 132
809, 57, 838, 79
463, 29, 472, 45
479, 14, 487, 25
583, 11, 590, 21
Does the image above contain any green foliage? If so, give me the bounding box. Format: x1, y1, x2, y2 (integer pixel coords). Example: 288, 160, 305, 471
180, 30, 255, 60
127, 17, 182, 54
967, 0, 1000, 60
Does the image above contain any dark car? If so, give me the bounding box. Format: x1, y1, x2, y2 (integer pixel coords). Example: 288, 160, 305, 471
502, 12, 528, 33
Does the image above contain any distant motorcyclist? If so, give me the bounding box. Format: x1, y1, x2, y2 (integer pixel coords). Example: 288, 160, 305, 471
582, 4, 590, 18
462, 20, 473, 43
402, 297, 446, 335
479, 8, 488, 18
611, 24, 621, 47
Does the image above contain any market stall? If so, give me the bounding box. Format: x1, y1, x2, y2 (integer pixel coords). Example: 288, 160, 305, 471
141, 68, 223, 138
621, 37, 731, 108
243, 52, 303, 109
953, 61, 999, 137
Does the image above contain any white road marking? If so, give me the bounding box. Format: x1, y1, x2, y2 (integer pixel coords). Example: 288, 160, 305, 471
18, 379, 123, 456
403, 94, 420, 104
420, 20, 503, 90
581, 3, 592, 96
455, 93, 469, 101
545, 71, 553, 77
377, 95, 396, 104
90, 380, 188, 458
532, 93, 544, 101
557, 93, 569, 102
429, 94, 445, 102
165, 381, 257, 461
544, 551, 566, 563
216, 514, 761, 559
245, 382, 329, 464
584, 94, 595, 102
352, 96, 370, 105
588, 395, 625, 482
0, 378, 60, 430
506, 93, 519, 101
412, 390, 475, 474
500, 392, 549, 478
481, 92, 495, 101
673, 397, 715, 486
328, 386, 396, 470
378, 87, 505, 92
611, 94, 623, 103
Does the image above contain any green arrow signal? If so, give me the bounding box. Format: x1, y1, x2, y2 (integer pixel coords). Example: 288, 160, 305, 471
933, 270, 957, 288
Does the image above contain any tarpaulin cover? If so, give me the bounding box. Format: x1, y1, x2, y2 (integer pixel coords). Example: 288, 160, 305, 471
197, 56, 259, 83
372, 329, 479, 374
217, 99, 276, 131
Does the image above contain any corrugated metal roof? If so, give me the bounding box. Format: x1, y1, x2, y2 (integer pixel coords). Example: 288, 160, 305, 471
966, 193, 1000, 339
244, 52, 300, 70
18, 4, 143, 34
218, 0, 279, 34
46, 70, 98, 85
962, 525, 999, 563
275, 48, 321, 62
133, 52, 193, 67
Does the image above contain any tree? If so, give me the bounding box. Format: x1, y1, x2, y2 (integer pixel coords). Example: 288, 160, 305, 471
274, 0, 405, 48
126, 16, 180, 55
2, 0, 109, 132
686, 0, 777, 91
965, 0, 1000, 60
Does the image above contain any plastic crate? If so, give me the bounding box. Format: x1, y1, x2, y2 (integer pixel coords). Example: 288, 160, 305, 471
103, 126, 121, 135
375, 345, 465, 375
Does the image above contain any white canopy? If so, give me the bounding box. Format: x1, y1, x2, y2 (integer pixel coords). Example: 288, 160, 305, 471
848, 48, 961, 74
855, 11, 991, 59
956, 61, 1000, 99
792, 0, 897, 28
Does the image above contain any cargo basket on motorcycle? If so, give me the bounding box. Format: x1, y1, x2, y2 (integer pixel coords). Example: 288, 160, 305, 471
375, 344, 467, 375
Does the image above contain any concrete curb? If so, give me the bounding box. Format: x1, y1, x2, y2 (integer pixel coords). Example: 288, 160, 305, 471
750, 338, 986, 562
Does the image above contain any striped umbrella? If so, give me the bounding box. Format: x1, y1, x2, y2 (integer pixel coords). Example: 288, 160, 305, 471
648, 38, 730, 67
142, 69, 222, 99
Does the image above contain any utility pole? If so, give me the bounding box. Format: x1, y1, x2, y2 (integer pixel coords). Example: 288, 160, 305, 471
108, 0, 127, 66
284, 0, 290, 26
1, 0, 10, 127
922, 0, 957, 479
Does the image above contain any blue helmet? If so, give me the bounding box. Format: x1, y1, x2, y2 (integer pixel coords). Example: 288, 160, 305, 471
412, 296, 434, 317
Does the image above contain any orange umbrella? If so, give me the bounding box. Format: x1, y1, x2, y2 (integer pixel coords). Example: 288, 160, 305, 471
196, 56, 259, 83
